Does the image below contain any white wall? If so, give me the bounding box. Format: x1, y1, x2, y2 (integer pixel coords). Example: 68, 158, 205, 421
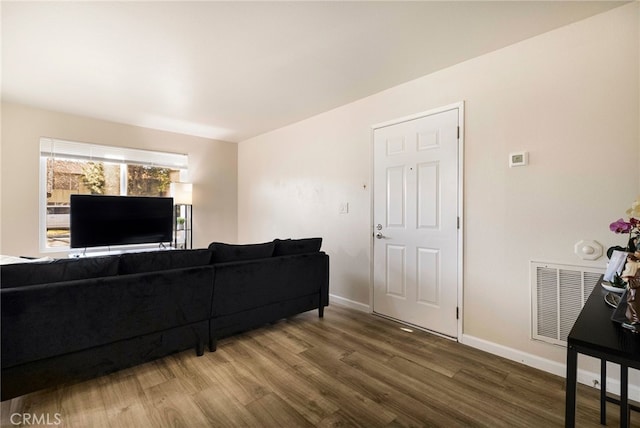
239, 2, 639, 378
1, 102, 238, 258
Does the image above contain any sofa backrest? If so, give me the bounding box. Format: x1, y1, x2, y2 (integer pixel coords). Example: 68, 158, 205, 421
273, 238, 322, 256
208, 241, 275, 263
1, 249, 215, 288
0, 256, 119, 289
208, 238, 323, 264
118, 249, 212, 275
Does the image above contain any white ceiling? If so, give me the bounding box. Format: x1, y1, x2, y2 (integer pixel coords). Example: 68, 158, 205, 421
1, 1, 627, 143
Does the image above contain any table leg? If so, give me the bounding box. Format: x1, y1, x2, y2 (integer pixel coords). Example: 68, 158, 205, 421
565, 346, 578, 428
601, 359, 607, 425
621, 365, 629, 428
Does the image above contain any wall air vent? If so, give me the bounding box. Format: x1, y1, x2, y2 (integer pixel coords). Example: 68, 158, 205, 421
531, 262, 603, 346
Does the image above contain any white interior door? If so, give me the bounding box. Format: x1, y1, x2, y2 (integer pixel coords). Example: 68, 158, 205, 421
373, 107, 460, 338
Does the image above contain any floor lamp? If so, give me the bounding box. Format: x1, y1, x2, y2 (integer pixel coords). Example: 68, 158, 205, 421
170, 182, 193, 249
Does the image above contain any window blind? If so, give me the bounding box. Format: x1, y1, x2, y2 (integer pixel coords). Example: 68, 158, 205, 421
40, 138, 188, 169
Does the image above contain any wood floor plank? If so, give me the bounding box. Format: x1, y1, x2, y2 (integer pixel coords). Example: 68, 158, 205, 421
56, 381, 110, 428
251, 320, 314, 355
236, 338, 340, 425
161, 353, 212, 395
452, 367, 562, 426
288, 313, 413, 364
386, 353, 552, 427
192, 382, 263, 428
2, 304, 638, 427
337, 351, 473, 427
245, 393, 313, 428
340, 350, 496, 427
134, 358, 176, 391
105, 403, 153, 428
316, 409, 363, 428
206, 360, 271, 407
251, 340, 398, 426
142, 377, 211, 428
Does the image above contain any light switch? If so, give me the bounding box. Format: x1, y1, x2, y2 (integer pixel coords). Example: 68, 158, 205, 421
339, 202, 349, 214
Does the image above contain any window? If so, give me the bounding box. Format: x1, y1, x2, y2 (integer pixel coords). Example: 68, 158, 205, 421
40, 138, 188, 251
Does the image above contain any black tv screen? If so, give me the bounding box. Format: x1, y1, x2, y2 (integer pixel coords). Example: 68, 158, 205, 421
70, 195, 173, 248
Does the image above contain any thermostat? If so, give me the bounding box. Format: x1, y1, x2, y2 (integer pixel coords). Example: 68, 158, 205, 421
509, 151, 528, 167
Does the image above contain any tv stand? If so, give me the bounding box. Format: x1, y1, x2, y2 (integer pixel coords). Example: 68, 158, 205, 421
68, 244, 174, 258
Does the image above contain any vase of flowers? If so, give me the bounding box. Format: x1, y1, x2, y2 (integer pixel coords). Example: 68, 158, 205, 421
609, 196, 640, 253
610, 197, 640, 327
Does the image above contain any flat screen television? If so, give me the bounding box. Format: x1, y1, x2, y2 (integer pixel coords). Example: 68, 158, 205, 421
70, 195, 174, 248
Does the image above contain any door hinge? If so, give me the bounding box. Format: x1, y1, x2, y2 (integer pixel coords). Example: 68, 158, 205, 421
457, 217, 460, 229
457, 126, 460, 139
456, 307, 459, 320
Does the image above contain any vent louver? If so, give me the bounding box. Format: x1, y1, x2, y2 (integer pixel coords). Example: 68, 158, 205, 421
532, 262, 603, 346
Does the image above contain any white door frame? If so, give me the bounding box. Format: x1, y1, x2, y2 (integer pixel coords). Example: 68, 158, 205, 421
369, 101, 465, 340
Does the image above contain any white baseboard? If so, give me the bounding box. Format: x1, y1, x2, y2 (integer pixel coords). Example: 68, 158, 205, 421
329, 294, 370, 312
461, 334, 640, 399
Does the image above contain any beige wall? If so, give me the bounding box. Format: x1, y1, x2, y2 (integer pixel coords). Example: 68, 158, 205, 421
239, 2, 639, 374
0, 102, 238, 258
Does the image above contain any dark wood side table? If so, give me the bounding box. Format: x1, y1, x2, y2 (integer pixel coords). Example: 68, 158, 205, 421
565, 276, 640, 427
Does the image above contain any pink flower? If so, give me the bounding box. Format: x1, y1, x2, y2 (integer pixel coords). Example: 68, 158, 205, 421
610, 218, 633, 234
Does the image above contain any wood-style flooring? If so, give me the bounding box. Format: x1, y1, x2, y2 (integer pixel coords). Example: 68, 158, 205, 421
1, 304, 638, 427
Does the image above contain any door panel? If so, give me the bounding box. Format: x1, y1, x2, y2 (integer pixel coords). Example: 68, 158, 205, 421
417, 247, 439, 305
373, 108, 459, 338
386, 245, 406, 298
386, 166, 405, 228
418, 130, 440, 151
417, 161, 439, 229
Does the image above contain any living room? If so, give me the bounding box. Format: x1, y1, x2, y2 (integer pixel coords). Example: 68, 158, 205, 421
1, 1, 639, 426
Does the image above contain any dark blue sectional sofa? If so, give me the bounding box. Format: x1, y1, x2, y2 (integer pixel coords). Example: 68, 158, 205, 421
0, 238, 329, 400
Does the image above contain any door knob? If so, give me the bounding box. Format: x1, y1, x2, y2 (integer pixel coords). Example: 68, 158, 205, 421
375, 232, 385, 239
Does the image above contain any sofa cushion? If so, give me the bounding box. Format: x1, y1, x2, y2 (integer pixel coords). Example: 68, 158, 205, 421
118, 249, 212, 275
273, 238, 323, 256
208, 241, 275, 263
0, 256, 119, 289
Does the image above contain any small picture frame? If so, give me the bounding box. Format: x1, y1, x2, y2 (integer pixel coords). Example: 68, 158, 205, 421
604, 249, 628, 282
509, 151, 528, 167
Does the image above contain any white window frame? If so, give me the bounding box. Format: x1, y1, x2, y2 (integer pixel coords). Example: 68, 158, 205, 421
39, 137, 189, 254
